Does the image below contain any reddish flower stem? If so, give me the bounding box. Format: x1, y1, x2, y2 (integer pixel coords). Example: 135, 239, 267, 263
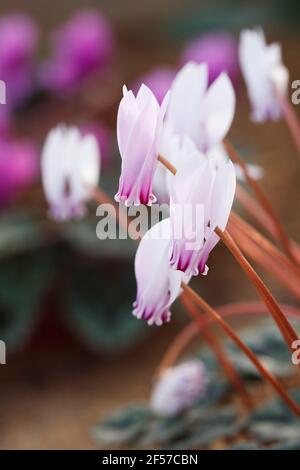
224, 139, 298, 265
228, 222, 300, 301
230, 212, 300, 286
277, 90, 300, 160
157, 153, 300, 351
158, 301, 300, 373
158, 154, 177, 175
181, 283, 300, 419
215, 226, 299, 350
180, 295, 253, 410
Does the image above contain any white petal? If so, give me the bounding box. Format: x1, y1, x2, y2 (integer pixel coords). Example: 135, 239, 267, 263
166, 62, 208, 145
203, 73, 236, 149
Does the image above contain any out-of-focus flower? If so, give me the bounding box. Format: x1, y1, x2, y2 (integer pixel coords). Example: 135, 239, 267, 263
40, 10, 114, 94
41, 125, 100, 220
239, 28, 289, 123
134, 67, 176, 105
151, 360, 209, 417
165, 62, 235, 153
0, 13, 39, 109
0, 138, 38, 207
81, 122, 112, 170
181, 32, 239, 86
115, 84, 169, 207
169, 147, 236, 276
133, 218, 188, 326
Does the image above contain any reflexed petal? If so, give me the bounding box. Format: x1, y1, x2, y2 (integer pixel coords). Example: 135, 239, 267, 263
198, 159, 236, 272
203, 72, 235, 149
41, 125, 101, 220
169, 152, 215, 275
239, 28, 288, 122
116, 84, 168, 206
133, 218, 184, 326
70, 134, 100, 209
166, 62, 208, 146
41, 126, 68, 209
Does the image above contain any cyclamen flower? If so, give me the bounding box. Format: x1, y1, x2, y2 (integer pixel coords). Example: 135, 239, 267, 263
0, 138, 38, 207
165, 61, 235, 153
0, 14, 39, 109
40, 10, 114, 93
133, 218, 188, 326
169, 144, 236, 276
41, 125, 100, 220
115, 84, 169, 206
239, 28, 289, 123
150, 360, 209, 417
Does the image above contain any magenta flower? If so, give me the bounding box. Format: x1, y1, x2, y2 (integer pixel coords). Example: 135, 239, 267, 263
0, 13, 39, 108
40, 9, 114, 94
80, 122, 112, 170
0, 138, 38, 207
133, 218, 188, 326
239, 28, 289, 123
151, 360, 209, 417
165, 62, 235, 153
181, 32, 239, 86
169, 145, 236, 276
115, 84, 169, 207
134, 66, 176, 105
0, 107, 10, 137
41, 125, 100, 220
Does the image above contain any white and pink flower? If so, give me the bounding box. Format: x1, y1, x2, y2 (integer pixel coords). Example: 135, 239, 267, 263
41, 125, 100, 220
115, 84, 169, 207
151, 360, 209, 417
133, 218, 188, 326
169, 144, 236, 276
165, 61, 235, 153
239, 28, 289, 123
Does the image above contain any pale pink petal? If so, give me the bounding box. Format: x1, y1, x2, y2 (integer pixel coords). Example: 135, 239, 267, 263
116, 84, 167, 206
166, 62, 208, 146
133, 218, 184, 326
239, 28, 288, 122
203, 72, 235, 149
198, 159, 236, 273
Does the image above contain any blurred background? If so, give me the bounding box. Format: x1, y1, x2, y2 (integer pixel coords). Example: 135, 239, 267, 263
0, 0, 299, 449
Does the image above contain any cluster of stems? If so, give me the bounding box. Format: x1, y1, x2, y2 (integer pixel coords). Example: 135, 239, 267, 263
93, 135, 300, 419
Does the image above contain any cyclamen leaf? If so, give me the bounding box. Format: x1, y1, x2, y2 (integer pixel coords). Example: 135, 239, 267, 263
92, 405, 151, 446
65, 260, 146, 352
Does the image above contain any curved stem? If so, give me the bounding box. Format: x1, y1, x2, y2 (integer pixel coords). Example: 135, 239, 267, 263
180, 295, 252, 410
158, 154, 177, 175
181, 283, 300, 419
215, 226, 299, 349
158, 301, 300, 372
228, 222, 300, 300
224, 139, 298, 265
229, 212, 300, 297
236, 183, 300, 264
277, 90, 300, 159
